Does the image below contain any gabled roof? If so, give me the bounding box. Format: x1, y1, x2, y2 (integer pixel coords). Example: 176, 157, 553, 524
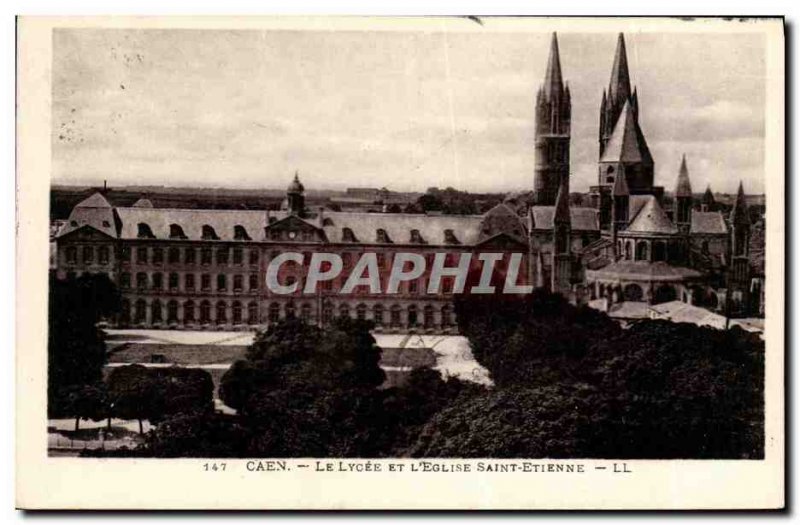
625, 196, 678, 235
691, 211, 728, 235
132, 198, 154, 208
529, 206, 599, 231
675, 155, 693, 197
600, 100, 653, 165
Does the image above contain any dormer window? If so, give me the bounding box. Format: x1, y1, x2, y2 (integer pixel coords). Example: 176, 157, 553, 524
169, 224, 187, 239
410, 229, 425, 244
70, 220, 78, 227
137, 223, 155, 239
201, 225, 219, 240
444, 229, 460, 245
322, 217, 334, 226
233, 225, 251, 241
342, 227, 357, 242
102, 220, 111, 228
268, 216, 278, 224
376, 228, 392, 243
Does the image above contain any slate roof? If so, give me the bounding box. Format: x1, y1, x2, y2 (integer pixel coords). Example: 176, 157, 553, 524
57, 193, 118, 238
600, 100, 654, 165
115, 207, 276, 242
625, 197, 678, 235
690, 211, 728, 235
586, 261, 702, 282
529, 206, 599, 231
321, 211, 484, 245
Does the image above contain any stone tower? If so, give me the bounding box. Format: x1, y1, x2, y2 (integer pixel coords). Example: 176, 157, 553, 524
674, 154, 693, 233
533, 33, 571, 206
727, 181, 751, 314
551, 179, 572, 295
287, 171, 305, 216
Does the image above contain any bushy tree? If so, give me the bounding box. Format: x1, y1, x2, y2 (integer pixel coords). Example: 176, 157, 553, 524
59, 382, 109, 431
48, 273, 119, 416
143, 412, 249, 458
108, 365, 158, 434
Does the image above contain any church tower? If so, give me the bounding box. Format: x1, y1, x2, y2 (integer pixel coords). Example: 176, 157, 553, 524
551, 179, 572, 295
674, 154, 693, 233
599, 33, 636, 157
727, 181, 751, 314
611, 168, 629, 257
534, 33, 571, 206
287, 171, 305, 216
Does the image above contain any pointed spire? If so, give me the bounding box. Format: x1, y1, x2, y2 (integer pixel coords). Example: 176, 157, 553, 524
612, 172, 629, 196
730, 181, 749, 225
675, 154, 693, 197
702, 184, 715, 207
543, 32, 564, 102
608, 33, 632, 106
554, 178, 570, 224
600, 99, 653, 164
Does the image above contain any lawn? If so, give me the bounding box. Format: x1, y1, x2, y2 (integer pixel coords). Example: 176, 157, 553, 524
107, 343, 248, 365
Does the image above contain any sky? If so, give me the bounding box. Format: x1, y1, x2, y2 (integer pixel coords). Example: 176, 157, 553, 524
51, 25, 767, 194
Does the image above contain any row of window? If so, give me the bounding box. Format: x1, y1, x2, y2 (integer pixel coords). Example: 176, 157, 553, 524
64, 245, 110, 265
122, 246, 260, 266
119, 299, 455, 328
120, 272, 259, 292
617, 239, 672, 262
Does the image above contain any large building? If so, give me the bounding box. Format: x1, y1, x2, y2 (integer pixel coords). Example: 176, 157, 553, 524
54, 32, 762, 331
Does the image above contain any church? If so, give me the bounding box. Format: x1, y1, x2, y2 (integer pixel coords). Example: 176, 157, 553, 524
53, 32, 761, 331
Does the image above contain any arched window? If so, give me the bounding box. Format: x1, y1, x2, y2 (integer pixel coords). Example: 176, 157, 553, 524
300, 303, 312, 323
136, 272, 148, 289
635, 241, 649, 261
168, 272, 179, 290
424, 305, 434, 328
232, 301, 242, 324
268, 303, 280, 323
322, 301, 333, 325
199, 301, 211, 324
216, 301, 227, 324
201, 225, 219, 240
167, 300, 179, 323
137, 223, 155, 239
407, 305, 418, 327
152, 272, 163, 290
356, 303, 367, 321
134, 299, 147, 324
119, 299, 131, 324
623, 284, 644, 302
184, 301, 195, 324
151, 300, 162, 323
169, 224, 187, 239
342, 227, 357, 242
247, 302, 258, 324
120, 272, 131, 289
441, 305, 453, 327
372, 304, 383, 326
444, 229, 460, 245
339, 303, 350, 319
390, 305, 401, 327
233, 225, 251, 241
376, 229, 392, 243
653, 241, 666, 262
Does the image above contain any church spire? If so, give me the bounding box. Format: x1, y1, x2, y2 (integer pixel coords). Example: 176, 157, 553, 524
675, 154, 693, 197
730, 180, 749, 225
554, 178, 571, 224
608, 33, 632, 107
543, 32, 564, 102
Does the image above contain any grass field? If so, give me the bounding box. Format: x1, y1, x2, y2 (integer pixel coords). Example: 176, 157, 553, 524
108, 343, 248, 365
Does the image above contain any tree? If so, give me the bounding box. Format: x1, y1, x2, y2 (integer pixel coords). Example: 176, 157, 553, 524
107, 365, 159, 434
48, 273, 119, 417
60, 382, 109, 431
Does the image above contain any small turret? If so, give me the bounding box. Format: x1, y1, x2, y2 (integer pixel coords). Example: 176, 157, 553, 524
287, 171, 305, 216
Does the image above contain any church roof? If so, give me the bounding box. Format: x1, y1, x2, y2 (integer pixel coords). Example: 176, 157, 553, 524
612, 171, 629, 196
625, 196, 678, 235
599, 100, 654, 165
587, 261, 702, 282
530, 206, 599, 231
675, 155, 693, 197
608, 33, 632, 105
691, 211, 728, 235
542, 32, 565, 102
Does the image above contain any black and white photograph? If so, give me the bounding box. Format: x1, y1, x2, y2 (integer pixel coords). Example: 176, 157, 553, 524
15, 15, 784, 510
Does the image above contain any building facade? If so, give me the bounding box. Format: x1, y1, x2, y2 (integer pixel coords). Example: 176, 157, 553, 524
53, 32, 763, 331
